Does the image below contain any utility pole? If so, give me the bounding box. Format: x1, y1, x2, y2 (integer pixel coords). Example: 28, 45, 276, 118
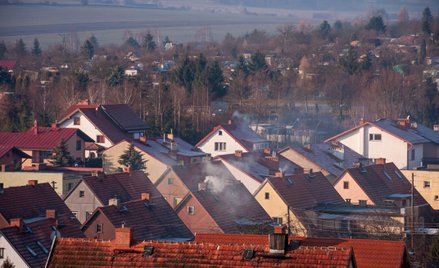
410, 172, 415, 253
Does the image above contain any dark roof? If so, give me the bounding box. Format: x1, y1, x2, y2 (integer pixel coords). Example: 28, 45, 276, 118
84, 199, 193, 241
47, 236, 354, 267
336, 162, 428, 206
77, 171, 153, 205
263, 172, 344, 210
0, 183, 79, 222
195, 233, 409, 268
0, 145, 31, 159
101, 104, 149, 132
0, 127, 93, 150
0, 60, 16, 70
279, 143, 365, 178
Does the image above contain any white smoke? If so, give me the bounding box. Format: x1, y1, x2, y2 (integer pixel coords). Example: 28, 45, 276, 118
204, 175, 226, 194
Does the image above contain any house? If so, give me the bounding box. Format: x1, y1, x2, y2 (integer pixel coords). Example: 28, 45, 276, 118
0, 181, 84, 268
279, 142, 368, 183
217, 149, 300, 194
196, 121, 270, 157
58, 101, 148, 149
325, 118, 439, 169
156, 161, 272, 234
194, 233, 411, 268
0, 122, 93, 169
80, 182, 193, 241
46, 227, 358, 267
0, 60, 16, 73
0, 145, 30, 171
254, 171, 344, 236
401, 170, 439, 210
102, 135, 208, 183
64, 170, 154, 224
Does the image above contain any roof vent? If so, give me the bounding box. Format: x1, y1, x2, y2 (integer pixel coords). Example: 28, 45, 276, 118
242, 249, 255, 260
142, 246, 154, 257
119, 206, 128, 213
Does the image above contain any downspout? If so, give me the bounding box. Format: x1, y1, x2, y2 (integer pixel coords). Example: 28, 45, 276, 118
45, 236, 57, 268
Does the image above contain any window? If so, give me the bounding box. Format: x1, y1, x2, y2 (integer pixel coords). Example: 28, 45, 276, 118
168, 177, 174, 184
369, 134, 382, 141
74, 117, 80, 125
218, 130, 222, 136
76, 140, 82, 151
346, 199, 351, 204
174, 197, 182, 207
435, 195, 438, 201
214, 142, 226, 152
85, 211, 92, 220
411, 149, 415, 161
0, 248, 4, 259
96, 135, 105, 143
187, 206, 195, 215
40, 151, 52, 160
96, 224, 103, 233
273, 217, 283, 224
67, 183, 73, 192
72, 211, 78, 218
79, 190, 85, 198
424, 181, 431, 188
343, 181, 349, 189
359, 200, 367, 206
264, 192, 270, 200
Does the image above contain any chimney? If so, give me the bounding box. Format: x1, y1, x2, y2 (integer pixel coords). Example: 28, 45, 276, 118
0, 183, 3, 194
228, 120, 232, 125
375, 158, 386, 165
410, 122, 418, 129
303, 143, 311, 151
10, 218, 23, 230
275, 170, 284, 178
46, 209, 57, 219
139, 136, 147, 144
28, 180, 38, 186
167, 133, 174, 142
51, 122, 58, 129
123, 166, 131, 173
198, 182, 207, 191
235, 150, 243, 158
33, 120, 38, 135
269, 226, 288, 255
109, 197, 121, 207
352, 162, 362, 169
359, 117, 365, 125
263, 148, 272, 155
114, 227, 133, 249
396, 118, 409, 128
434, 124, 439, 132
141, 192, 150, 201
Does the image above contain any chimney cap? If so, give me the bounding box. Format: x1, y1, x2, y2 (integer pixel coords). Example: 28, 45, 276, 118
28, 180, 38, 186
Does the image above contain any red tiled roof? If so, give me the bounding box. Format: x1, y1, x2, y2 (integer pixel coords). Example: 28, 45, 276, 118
335, 162, 428, 206
0, 59, 16, 70
1, 217, 84, 268
194, 233, 409, 268
83, 198, 193, 241
262, 172, 344, 210
0, 145, 31, 159
0, 127, 93, 150
47, 237, 354, 267
0, 183, 79, 223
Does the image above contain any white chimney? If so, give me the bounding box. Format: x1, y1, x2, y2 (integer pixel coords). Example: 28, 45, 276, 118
109, 197, 121, 207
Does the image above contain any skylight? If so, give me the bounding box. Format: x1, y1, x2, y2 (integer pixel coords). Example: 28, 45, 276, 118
394, 170, 403, 179
36, 241, 48, 254
26, 245, 38, 257
383, 170, 392, 181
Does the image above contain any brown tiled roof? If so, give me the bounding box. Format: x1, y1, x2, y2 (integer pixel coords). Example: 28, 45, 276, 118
0, 127, 93, 150
1, 217, 84, 268
0, 183, 79, 223
336, 162, 427, 206
47, 237, 353, 267
0, 145, 31, 159
194, 233, 409, 268
263, 172, 344, 210
84, 199, 193, 241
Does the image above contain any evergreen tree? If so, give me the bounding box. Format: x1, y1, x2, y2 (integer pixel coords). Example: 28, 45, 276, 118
249, 50, 267, 73
422, 7, 433, 35
333, 20, 343, 31
1, 257, 15, 268
31, 38, 42, 56
107, 65, 124, 87
339, 47, 360, 75
366, 16, 386, 34
0, 66, 14, 89
0, 42, 7, 59
89, 35, 99, 49
420, 39, 427, 64
80, 39, 94, 60
14, 38, 26, 56
207, 60, 225, 100
319, 20, 331, 39
50, 139, 74, 167
142, 32, 157, 51
124, 37, 140, 49
118, 143, 146, 170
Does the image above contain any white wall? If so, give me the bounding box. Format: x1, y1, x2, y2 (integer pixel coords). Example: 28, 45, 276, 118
64, 182, 102, 224
59, 111, 113, 148
198, 128, 248, 157
220, 159, 261, 194
0, 235, 29, 268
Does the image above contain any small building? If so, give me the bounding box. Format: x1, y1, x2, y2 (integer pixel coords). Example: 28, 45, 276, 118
0, 145, 30, 171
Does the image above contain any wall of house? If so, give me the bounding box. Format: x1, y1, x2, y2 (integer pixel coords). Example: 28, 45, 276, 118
336, 127, 364, 155
279, 149, 330, 177
0, 236, 29, 268
220, 159, 261, 194
82, 212, 114, 240
401, 170, 439, 210
64, 183, 102, 224
254, 183, 307, 236
177, 195, 222, 234
156, 170, 189, 209
333, 172, 375, 205
102, 141, 167, 183
66, 134, 87, 162
0, 152, 22, 171
197, 128, 248, 157
0, 172, 64, 196
60, 111, 112, 148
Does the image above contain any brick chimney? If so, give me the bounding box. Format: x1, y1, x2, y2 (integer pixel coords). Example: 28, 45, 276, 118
359, 117, 365, 125
375, 158, 386, 165
51, 122, 58, 129
269, 225, 288, 255
10, 218, 23, 230
141, 192, 150, 201
263, 148, 272, 155
28, 180, 38, 186
123, 166, 131, 173
235, 150, 243, 158
139, 136, 147, 144
46, 209, 57, 219
33, 120, 38, 135
275, 170, 284, 178
114, 227, 133, 249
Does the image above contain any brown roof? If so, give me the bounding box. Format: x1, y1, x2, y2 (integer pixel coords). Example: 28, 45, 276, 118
1, 217, 84, 268
261, 172, 344, 210
335, 162, 428, 206
194, 233, 410, 268
47, 237, 354, 267
0, 145, 31, 159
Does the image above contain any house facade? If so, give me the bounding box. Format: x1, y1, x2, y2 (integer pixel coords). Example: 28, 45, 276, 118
0, 146, 30, 172
401, 170, 439, 210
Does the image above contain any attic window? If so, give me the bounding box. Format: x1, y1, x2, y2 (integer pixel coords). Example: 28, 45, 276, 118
218, 130, 223, 136
74, 117, 80, 125
242, 249, 254, 260
187, 206, 195, 215
167, 177, 174, 184
265, 192, 270, 200
434, 195, 438, 201
0, 248, 4, 259
369, 134, 381, 141
424, 181, 431, 188
343, 181, 349, 189
96, 224, 103, 233
26, 245, 38, 257
142, 246, 154, 257
79, 191, 85, 198
36, 241, 49, 254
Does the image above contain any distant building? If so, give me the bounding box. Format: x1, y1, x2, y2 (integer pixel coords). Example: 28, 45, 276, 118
400, 170, 439, 210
